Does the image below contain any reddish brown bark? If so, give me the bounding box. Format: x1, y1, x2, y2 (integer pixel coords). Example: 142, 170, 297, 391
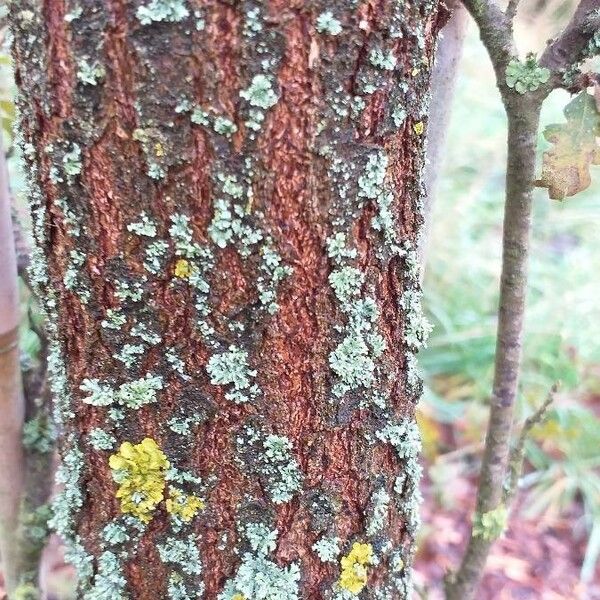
10, 0, 445, 597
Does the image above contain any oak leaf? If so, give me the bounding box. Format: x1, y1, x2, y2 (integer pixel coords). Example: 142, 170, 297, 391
536, 92, 600, 200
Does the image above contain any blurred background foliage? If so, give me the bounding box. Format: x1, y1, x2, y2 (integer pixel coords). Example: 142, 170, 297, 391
0, 0, 599, 594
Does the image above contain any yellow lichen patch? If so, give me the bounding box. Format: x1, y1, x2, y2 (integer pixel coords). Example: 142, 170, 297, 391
108, 438, 169, 523
231, 595, 246, 600
413, 121, 424, 136
174, 258, 192, 279
154, 141, 164, 157
411, 67, 420, 76
339, 542, 373, 594
339, 542, 373, 595
166, 488, 205, 522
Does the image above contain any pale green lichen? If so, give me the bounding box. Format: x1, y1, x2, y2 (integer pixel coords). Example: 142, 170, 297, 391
312, 536, 341, 562
80, 374, 163, 409
55, 197, 81, 237
473, 505, 508, 541
157, 535, 202, 576
244, 6, 263, 36
190, 107, 210, 126
208, 199, 262, 253
392, 106, 407, 128
326, 233, 357, 261
62, 143, 82, 177
316, 11, 342, 35
400, 289, 433, 349
257, 243, 293, 314
101, 308, 126, 330
101, 522, 130, 548
77, 59, 106, 86
213, 116, 238, 137
49, 439, 91, 578
84, 551, 127, 599
358, 151, 387, 200
505, 54, 550, 94
113, 343, 144, 368
206, 346, 259, 404
148, 163, 166, 180
127, 212, 157, 237
87, 428, 116, 451
366, 487, 391, 536
262, 434, 303, 503
376, 420, 422, 461
114, 279, 145, 303
369, 47, 397, 71
144, 240, 169, 274
240, 74, 278, 110
64, 6, 83, 22
329, 267, 363, 304
136, 0, 189, 25
131, 322, 161, 345
245, 522, 278, 556
219, 554, 300, 600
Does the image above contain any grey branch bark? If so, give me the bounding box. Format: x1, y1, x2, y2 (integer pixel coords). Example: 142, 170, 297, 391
504, 384, 557, 503
460, 0, 515, 90
445, 94, 542, 600
540, 0, 600, 73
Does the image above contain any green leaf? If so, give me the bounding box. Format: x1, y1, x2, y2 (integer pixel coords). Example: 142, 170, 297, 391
536, 92, 600, 200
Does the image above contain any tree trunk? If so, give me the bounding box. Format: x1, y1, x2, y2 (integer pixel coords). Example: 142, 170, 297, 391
10, 0, 445, 597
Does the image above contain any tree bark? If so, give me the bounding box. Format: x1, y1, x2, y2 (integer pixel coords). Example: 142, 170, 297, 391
10, 1, 445, 597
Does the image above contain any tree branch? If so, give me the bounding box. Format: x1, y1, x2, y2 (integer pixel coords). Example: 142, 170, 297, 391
506, 0, 521, 21
540, 0, 600, 75
460, 0, 516, 88
445, 1, 600, 598
504, 383, 557, 503
445, 96, 543, 600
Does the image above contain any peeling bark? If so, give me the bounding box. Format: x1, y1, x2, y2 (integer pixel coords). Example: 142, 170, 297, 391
10, 0, 444, 597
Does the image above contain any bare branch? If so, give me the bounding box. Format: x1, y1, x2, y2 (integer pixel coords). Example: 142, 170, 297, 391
506, 0, 521, 21
446, 99, 543, 600
540, 0, 600, 75
460, 0, 516, 86
504, 383, 558, 503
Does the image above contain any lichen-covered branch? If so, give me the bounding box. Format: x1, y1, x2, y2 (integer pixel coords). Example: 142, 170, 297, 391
459, 0, 515, 86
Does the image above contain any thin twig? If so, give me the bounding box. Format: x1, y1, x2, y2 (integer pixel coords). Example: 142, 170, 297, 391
504, 383, 558, 503
506, 0, 521, 21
